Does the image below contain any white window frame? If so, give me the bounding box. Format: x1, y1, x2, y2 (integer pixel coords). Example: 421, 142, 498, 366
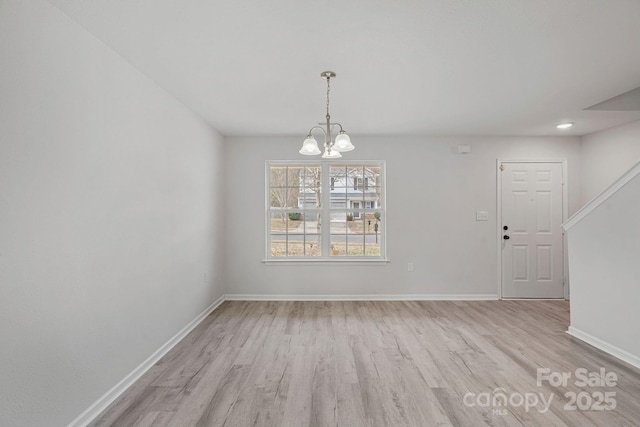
265, 160, 387, 263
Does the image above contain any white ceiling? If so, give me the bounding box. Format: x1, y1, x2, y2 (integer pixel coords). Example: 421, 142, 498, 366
46, 0, 640, 137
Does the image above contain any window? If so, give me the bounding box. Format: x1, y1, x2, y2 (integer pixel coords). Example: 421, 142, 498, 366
354, 177, 369, 191
267, 161, 385, 260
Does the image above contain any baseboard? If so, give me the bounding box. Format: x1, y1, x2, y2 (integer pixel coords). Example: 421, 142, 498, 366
567, 326, 640, 370
67, 294, 226, 427
224, 294, 499, 301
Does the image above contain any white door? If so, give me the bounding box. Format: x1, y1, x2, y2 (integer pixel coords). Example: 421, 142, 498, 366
352, 201, 361, 219
501, 162, 564, 298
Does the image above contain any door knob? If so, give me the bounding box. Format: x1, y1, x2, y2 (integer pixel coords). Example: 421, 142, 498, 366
503, 235, 510, 240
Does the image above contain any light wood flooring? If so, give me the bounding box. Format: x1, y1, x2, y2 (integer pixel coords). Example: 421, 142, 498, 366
90, 300, 640, 426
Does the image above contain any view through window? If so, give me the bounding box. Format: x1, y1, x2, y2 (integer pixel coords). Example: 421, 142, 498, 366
267, 161, 385, 259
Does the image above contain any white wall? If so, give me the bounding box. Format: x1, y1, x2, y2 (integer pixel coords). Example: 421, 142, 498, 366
566, 164, 640, 367
224, 135, 581, 297
0, 2, 226, 426
581, 119, 640, 203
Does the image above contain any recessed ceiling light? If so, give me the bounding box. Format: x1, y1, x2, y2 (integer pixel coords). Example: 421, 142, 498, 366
557, 123, 573, 129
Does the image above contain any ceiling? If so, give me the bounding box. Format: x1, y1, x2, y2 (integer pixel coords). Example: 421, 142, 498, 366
46, 0, 640, 137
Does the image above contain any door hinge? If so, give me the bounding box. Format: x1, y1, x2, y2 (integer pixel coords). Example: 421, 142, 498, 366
500, 164, 505, 171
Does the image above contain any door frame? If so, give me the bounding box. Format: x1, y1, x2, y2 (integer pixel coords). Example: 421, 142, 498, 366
496, 159, 569, 300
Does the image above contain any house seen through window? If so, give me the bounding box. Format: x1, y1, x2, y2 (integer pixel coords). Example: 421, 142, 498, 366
267, 161, 385, 259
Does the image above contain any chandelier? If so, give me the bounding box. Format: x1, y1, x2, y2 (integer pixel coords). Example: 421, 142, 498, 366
299, 71, 354, 158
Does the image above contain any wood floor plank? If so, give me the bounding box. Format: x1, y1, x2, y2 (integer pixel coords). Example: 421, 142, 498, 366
163, 346, 241, 427
91, 300, 640, 427
281, 345, 318, 427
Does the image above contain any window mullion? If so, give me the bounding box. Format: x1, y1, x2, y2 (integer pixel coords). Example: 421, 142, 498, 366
321, 163, 330, 257
302, 167, 306, 256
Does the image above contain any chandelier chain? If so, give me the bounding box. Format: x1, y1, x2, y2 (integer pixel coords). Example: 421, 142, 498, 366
326, 76, 331, 118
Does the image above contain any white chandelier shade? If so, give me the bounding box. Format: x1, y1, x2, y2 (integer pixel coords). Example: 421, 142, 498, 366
322, 148, 342, 159
333, 131, 354, 152
299, 136, 321, 155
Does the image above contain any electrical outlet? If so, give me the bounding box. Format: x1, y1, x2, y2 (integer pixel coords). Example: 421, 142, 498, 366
408, 262, 414, 272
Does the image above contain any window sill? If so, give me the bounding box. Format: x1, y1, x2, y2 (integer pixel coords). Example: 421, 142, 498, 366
262, 258, 390, 266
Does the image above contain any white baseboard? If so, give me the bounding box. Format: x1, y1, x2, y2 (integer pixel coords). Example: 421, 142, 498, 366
224, 294, 499, 301
67, 295, 226, 427
567, 326, 640, 370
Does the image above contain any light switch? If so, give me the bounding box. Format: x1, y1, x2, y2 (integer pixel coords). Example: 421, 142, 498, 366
476, 211, 489, 221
